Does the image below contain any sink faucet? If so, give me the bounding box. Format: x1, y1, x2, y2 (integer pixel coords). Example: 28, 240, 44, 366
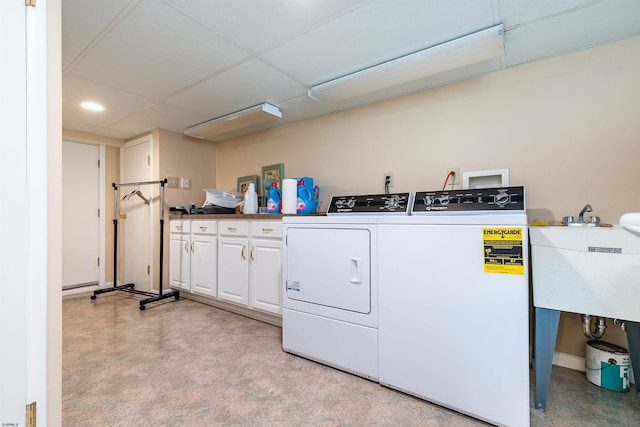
578, 204, 592, 223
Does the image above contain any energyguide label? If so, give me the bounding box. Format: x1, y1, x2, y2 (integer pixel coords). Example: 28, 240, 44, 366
482, 228, 524, 275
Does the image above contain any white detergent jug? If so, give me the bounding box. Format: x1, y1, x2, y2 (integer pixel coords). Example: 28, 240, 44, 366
243, 183, 258, 214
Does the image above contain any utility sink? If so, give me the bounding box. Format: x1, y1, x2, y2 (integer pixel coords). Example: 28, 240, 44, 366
530, 218, 640, 322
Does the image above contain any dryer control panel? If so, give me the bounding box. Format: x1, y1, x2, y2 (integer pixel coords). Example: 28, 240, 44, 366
328, 193, 412, 215
412, 186, 525, 214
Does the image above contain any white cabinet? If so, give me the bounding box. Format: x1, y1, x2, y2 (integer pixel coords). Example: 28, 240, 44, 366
170, 217, 283, 318
169, 220, 190, 290
190, 220, 218, 297
249, 222, 282, 315
169, 220, 217, 296
218, 220, 282, 314
218, 221, 249, 305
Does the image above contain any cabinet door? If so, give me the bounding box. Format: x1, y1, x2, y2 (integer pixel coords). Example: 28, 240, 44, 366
169, 233, 190, 290
250, 238, 282, 314
191, 234, 217, 297
218, 237, 249, 305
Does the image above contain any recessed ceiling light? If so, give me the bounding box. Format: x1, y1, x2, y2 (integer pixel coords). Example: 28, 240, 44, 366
80, 102, 105, 111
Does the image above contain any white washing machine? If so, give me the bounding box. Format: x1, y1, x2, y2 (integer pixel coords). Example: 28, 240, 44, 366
377, 187, 529, 427
282, 193, 411, 380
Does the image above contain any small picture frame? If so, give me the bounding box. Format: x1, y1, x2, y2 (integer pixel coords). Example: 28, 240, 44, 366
261, 163, 285, 193
237, 174, 259, 194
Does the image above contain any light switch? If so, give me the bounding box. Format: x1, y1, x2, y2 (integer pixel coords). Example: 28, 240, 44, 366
181, 177, 190, 189
166, 176, 179, 188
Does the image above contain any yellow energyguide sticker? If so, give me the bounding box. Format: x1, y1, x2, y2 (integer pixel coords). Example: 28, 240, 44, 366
483, 228, 524, 275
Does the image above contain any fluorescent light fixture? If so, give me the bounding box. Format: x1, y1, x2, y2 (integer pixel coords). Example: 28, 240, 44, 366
308, 25, 505, 104
184, 103, 282, 140
80, 101, 105, 111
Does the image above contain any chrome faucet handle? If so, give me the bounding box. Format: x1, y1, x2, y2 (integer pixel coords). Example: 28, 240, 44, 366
587, 215, 601, 226
578, 204, 592, 223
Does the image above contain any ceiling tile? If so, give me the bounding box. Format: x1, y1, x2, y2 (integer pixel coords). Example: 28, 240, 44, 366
109, 103, 209, 135
68, 0, 250, 101
61, 0, 132, 69
263, 0, 497, 85
497, 0, 599, 27
164, 58, 307, 121
505, 0, 640, 66
167, 0, 366, 53
62, 76, 151, 128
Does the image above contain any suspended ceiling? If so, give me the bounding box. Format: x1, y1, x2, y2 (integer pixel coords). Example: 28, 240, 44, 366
62, 0, 640, 141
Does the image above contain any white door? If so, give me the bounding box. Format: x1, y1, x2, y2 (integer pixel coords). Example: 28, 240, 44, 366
191, 234, 218, 297
285, 228, 371, 313
218, 237, 249, 304
0, 1, 28, 421
121, 136, 153, 291
1, 1, 51, 422
250, 239, 282, 314
169, 230, 190, 290
62, 141, 100, 289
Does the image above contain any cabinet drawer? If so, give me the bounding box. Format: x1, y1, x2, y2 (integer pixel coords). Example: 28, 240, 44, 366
170, 220, 191, 233
191, 220, 217, 235
219, 221, 249, 236
251, 221, 282, 238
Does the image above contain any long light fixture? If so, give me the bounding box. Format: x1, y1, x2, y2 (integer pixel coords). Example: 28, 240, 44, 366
308, 25, 505, 104
184, 103, 282, 140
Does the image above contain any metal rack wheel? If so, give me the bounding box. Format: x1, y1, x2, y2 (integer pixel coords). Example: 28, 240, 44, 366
90, 295, 97, 300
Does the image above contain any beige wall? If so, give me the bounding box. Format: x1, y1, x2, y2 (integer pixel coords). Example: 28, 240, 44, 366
216, 35, 640, 357
157, 129, 217, 209
144, 129, 218, 290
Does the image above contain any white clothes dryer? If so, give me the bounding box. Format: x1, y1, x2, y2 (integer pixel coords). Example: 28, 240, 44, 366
282, 193, 412, 381
282, 215, 379, 380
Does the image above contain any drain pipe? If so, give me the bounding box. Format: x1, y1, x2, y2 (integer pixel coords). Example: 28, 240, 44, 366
614, 318, 626, 332
581, 314, 607, 340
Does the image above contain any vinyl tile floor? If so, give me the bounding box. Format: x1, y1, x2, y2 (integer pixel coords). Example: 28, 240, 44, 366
62, 293, 640, 426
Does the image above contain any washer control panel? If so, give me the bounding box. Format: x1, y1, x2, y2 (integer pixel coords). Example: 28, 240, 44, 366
412, 186, 525, 214
328, 193, 412, 215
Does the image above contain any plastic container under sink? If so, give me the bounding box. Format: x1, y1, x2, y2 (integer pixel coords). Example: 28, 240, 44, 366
204, 189, 243, 208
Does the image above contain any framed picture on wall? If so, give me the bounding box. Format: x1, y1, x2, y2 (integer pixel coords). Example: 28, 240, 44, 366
237, 174, 259, 194
261, 163, 284, 193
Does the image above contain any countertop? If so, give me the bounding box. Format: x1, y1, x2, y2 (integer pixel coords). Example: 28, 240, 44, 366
169, 213, 325, 220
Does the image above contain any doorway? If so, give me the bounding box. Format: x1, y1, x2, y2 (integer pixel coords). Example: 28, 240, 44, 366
61, 141, 103, 291
121, 135, 153, 292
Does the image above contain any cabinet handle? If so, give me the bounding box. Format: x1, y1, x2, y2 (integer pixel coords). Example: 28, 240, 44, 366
262, 227, 273, 233
191, 242, 194, 253
184, 242, 189, 253
199, 226, 207, 231
250, 246, 255, 262
241, 245, 246, 260
227, 227, 237, 232
176, 225, 182, 231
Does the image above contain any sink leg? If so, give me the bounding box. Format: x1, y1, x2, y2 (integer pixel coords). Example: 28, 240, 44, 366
534, 307, 560, 411
625, 321, 640, 395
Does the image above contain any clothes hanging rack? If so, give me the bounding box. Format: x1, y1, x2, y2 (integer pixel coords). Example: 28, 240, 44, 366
91, 178, 179, 310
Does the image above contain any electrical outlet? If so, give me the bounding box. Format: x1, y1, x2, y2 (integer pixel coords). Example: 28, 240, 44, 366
181, 177, 191, 189
446, 167, 460, 185
384, 172, 394, 188
166, 176, 179, 188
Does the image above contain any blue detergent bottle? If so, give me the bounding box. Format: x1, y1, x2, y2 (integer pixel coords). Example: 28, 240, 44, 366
267, 181, 281, 214
296, 179, 315, 214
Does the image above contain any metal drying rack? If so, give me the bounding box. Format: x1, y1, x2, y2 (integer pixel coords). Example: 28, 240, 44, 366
91, 178, 179, 310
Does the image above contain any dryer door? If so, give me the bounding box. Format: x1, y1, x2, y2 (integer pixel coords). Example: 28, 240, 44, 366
285, 227, 371, 314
